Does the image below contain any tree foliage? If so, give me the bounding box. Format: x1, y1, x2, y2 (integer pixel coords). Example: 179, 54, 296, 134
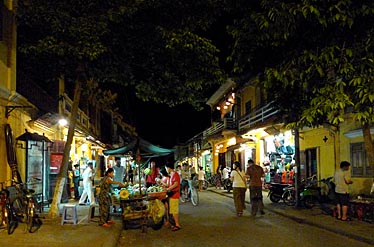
16, 0, 228, 217
226, 0, 374, 167
17, 0, 227, 109
227, 0, 374, 126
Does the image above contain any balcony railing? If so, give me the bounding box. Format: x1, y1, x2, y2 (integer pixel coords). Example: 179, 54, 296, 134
238, 102, 278, 132
203, 118, 236, 138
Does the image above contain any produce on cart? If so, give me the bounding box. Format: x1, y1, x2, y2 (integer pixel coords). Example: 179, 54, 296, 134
118, 184, 167, 232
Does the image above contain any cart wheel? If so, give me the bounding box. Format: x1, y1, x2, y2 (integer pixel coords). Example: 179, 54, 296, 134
123, 220, 128, 230
151, 218, 164, 230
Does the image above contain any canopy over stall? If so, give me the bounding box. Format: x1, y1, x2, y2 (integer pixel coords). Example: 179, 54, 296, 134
103, 137, 174, 158
103, 138, 174, 195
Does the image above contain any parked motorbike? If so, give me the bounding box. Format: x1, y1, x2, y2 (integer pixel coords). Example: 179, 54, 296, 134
222, 178, 233, 193
300, 176, 335, 209
268, 183, 290, 203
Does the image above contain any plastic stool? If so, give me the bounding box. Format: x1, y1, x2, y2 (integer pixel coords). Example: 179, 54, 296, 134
88, 204, 100, 222
61, 204, 78, 225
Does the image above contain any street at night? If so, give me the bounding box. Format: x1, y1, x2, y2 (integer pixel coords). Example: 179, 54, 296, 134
1, 189, 373, 247
1, 2, 374, 247
118, 190, 372, 247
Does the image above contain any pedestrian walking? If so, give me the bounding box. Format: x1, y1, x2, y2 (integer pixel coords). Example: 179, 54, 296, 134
230, 161, 247, 216
246, 159, 265, 216
79, 162, 95, 205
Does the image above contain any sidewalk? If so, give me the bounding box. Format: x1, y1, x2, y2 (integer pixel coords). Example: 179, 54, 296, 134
0, 199, 122, 247
210, 188, 374, 245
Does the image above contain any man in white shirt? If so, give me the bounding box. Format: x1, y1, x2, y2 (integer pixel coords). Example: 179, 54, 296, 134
79, 162, 95, 205
222, 166, 231, 180
113, 157, 125, 188
334, 161, 353, 221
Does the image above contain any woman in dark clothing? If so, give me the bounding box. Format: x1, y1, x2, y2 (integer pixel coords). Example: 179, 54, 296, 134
98, 168, 125, 227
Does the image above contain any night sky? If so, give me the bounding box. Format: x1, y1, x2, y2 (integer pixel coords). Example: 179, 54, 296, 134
117, 90, 213, 149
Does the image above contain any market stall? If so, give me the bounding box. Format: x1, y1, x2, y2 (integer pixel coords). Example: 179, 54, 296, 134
103, 137, 173, 231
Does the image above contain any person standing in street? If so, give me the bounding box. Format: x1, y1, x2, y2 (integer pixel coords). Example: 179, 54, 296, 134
334, 161, 353, 221
113, 157, 125, 188
146, 160, 159, 188
79, 162, 95, 205
180, 163, 190, 198
166, 162, 182, 231
198, 166, 205, 192
128, 164, 134, 184
73, 164, 81, 200
230, 161, 247, 217
246, 159, 265, 216
98, 168, 126, 227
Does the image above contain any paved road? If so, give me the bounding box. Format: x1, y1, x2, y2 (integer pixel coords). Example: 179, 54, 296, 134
116, 190, 373, 247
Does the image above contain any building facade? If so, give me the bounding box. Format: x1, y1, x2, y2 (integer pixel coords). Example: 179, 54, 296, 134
0, 0, 136, 205
177, 78, 373, 196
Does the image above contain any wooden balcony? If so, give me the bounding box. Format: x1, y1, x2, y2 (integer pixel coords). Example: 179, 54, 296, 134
238, 102, 278, 132
203, 118, 236, 138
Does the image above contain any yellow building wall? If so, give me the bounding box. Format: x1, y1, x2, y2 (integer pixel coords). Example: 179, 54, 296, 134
299, 127, 336, 179
338, 115, 373, 195
240, 86, 257, 116
299, 117, 373, 195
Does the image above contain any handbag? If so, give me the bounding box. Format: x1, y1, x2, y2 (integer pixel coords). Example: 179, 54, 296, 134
236, 170, 247, 187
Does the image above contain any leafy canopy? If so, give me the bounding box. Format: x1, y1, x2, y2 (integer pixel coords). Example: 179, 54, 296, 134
226, 0, 374, 128
16, 0, 227, 110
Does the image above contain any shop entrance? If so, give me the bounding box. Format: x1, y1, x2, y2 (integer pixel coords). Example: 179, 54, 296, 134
304, 148, 318, 179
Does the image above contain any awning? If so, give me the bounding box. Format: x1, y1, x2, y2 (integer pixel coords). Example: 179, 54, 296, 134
103, 137, 174, 158
16, 129, 53, 143
206, 79, 236, 107
344, 128, 374, 139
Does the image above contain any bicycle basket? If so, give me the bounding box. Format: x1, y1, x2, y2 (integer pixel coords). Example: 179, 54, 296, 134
6, 186, 20, 202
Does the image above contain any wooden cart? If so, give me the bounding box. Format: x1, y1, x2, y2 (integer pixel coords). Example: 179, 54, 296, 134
120, 192, 166, 232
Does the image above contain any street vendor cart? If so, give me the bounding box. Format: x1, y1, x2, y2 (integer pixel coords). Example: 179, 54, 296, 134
119, 190, 167, 232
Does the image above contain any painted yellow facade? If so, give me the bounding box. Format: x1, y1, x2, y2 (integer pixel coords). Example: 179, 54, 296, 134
206, 79, 373, 196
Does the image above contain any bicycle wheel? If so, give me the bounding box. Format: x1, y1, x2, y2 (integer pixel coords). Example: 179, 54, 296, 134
282, 190, 296, 206
28, 215, 42, 233
6, 207, 18, 235
0, 204, 4, 226
203, 180, 208, 190
303, 196, 316, 209
180, 190, 186, 203
190, 188, 199, 206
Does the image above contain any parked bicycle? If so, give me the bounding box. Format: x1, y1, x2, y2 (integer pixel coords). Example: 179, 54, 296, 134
0, 180, 10, 230
180, 178, 199, 206
282, 184, 296, 206
8, 179, 43, 234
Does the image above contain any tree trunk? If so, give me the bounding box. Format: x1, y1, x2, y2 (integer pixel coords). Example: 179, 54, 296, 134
48, 75, 83, 218
362, 123, 374, 168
